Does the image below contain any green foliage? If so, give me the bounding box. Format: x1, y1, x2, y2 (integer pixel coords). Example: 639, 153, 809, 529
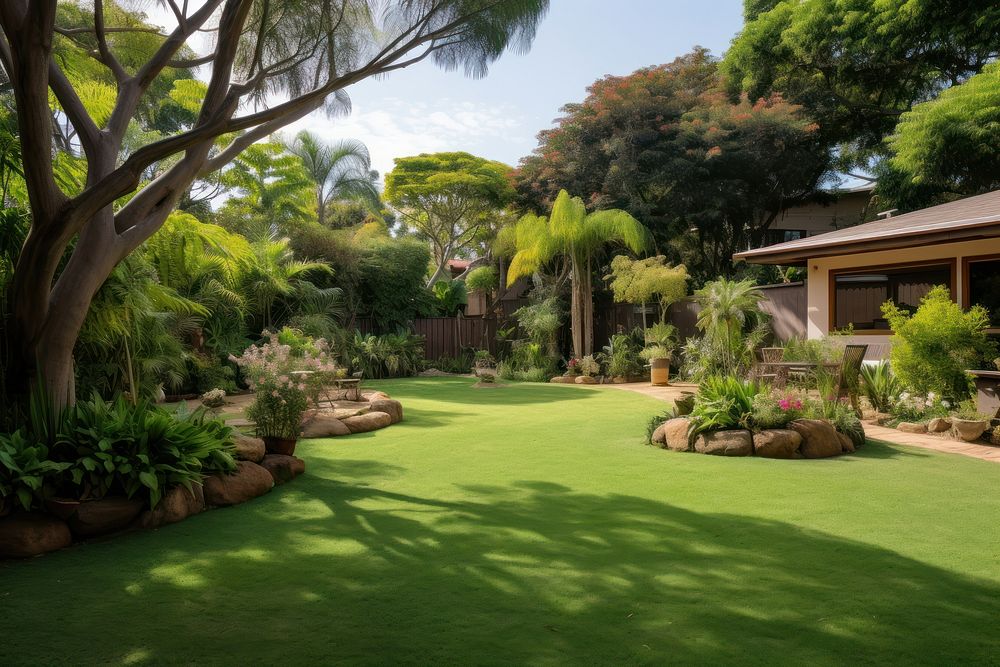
465, 266, 498, 293
0, 432, 67, 511
781, 336, 843, 365
512, 294, 563, 356
882, 286, 996, 400
429, 353, 474, 375
689, 376, 762, 438
357, 239, 436, 330
287, 131, 379, 227
818, 399, 866, 450
881, 62, 1000, 207
599, 331, 645, 378
51, 395, 236, 508
682, 279, 769, 380
860, 361, 903, 414
349, 332, 426, 379
432, 280, 468, 316
497, 341, 557, 382
606, 255, 689, 321
751, 390, 805, 429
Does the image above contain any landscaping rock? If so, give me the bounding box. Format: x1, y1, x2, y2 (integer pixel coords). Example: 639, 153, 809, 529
203, 461, 273, 506
662, 418, 692, 452
0, 513, 72, 558
549, 376, 576, 384
342, 411, 392, 433
300, 414, 351, 438
231, 433, 265, 462
928, 417, 952, 433
135, 484, 205, 529
574, 375, 597, 384
369, 398, 403, 424
651, 423, 667, 445
898, 421, 928, 434
952, 418, 989, 442
364, 391, 391, 401
694, 429, 753, 456
753, 429, 802, 459
62, 497, 144, 538
261, 454, 306, 485
837, 432, 856, 454
789, 419, 843, 458
874, 412, 894, 426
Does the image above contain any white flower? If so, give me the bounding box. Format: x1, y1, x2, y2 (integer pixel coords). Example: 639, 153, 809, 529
927, 391, 936, 401
900, 392, 910, 401
941, 400, 951, 409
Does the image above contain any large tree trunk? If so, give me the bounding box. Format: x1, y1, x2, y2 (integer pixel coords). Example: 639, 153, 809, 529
569, 259, 587, 359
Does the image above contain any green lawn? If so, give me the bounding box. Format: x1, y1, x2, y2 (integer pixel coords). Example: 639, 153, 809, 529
2, 378, 999, 665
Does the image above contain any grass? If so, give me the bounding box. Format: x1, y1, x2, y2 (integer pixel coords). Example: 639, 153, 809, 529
2, 377, 1000, 665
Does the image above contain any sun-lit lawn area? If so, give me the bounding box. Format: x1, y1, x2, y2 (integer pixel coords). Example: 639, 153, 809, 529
2, 377, 999, 665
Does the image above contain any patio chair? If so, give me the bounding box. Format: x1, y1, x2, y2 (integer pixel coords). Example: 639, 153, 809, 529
836, 344, 868, 414
754, 347, 786, 388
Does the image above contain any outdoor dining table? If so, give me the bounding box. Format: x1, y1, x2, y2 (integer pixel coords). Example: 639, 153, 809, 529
764, 360, 842, 387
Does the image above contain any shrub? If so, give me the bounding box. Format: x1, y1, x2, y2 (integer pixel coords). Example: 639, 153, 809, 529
689, 376, 761, 438
429, 354, 473, 374
890, 391, 952, 423
816, 399, 866, 449
599, 332, 644, 377
200, 388, 227, 409
0, 432, 67, 511
512, 296, 563, 357
644, 322, 678, 348
349, 331, 426, 379
465, 266, 498, 293
431, 280, 467, 316
639, 345, 672, 362
579, 355, 600, 376
952, 400, 991, 422
751, 390, 807, 428
860, 361, 902, 413
882, 285, 997, 399
682, 278, 769, 380
51, 395, 236, 508
356, 239, 436, 330
782, 336, 844, 364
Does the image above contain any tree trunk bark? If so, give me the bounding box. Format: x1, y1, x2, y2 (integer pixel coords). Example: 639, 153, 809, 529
569, 258, 586, 359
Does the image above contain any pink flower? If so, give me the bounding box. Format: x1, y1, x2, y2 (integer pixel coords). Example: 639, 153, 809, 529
271, 390, 279, 397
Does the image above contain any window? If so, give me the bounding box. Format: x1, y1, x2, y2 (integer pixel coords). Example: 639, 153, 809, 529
965, 256, 1000, 328
832, 262, 953, 331
766, 229, 806, 245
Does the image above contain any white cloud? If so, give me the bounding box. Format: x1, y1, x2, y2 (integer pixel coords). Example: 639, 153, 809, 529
286, 98, 524, 180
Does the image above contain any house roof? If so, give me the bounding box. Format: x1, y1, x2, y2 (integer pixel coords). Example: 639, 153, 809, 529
735, 189, 1000, 265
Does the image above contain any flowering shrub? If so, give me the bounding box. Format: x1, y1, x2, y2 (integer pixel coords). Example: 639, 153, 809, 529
565, 358, 581, 376
751, 390, 807, 428
200, 388, 227, 409
890, 391, 951, 423
579, 355, 600, 376
230, 330, 340, 439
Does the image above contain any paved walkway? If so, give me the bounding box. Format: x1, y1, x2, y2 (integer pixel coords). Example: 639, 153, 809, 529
601, 381, 1000, 465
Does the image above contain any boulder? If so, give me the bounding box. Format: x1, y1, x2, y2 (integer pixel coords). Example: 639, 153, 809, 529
650, 423, 667, 445
364, 391, 391, 401
549, 376, 576, 384
260, 455, 306, 485
369, 398, 403, 424
574, 376, 597, 384
231, 433, 265, 462
662, 418, 692, 452
135, 484, 205, 530
0, 513, 72, 558
694, 429, 753, 456
54, 497, 144, 538
300, 414, 351, 438
753, 429, 802, 459
928, 417, 952, 433
874, 412, 894, 426
342, 411, 392, 433
837, 432, 856, 454
789, 419, 843, 459
203, 461, 273, 507
897, 421, 928, 434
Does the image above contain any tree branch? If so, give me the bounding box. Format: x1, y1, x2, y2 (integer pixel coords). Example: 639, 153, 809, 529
92, 0, 127, 84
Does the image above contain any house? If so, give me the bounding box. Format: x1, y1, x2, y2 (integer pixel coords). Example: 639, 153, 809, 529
735, 189, 1000, 352
767, 183, 875, 245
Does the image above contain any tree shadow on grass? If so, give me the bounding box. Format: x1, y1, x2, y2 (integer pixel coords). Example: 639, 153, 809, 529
375, 377, 600, 407
2, 465, 997, 665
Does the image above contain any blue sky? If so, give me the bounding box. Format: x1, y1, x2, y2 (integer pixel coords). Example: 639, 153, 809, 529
288, 0, 746, 177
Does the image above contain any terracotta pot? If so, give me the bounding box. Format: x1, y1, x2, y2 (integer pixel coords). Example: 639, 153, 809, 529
650, 358, 671, 387
263, 436, 298, 456
951, 418, 989, 442
47, 496, 144, 538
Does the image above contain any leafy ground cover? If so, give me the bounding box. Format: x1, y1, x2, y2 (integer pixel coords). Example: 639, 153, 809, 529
2, 378, 999, 665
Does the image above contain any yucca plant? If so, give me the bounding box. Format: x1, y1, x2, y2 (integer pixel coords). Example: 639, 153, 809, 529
860, 360, 903, 413
688, 376, 762, 439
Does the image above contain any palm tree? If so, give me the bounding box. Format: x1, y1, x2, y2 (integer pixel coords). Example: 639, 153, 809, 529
503, 190, 650, 357
691, 278, 769, 377
243, 234, 333, 330
287, 131, 380, 227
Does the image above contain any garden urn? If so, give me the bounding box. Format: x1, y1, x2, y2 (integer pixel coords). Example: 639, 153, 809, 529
951, 418, 989, 442
650, 357, 670, 387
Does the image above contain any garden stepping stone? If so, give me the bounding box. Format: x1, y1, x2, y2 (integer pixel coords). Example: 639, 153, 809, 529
0, 513, 72, 558
694, 429, 753, 456
203, 461, 273, 506
753, 429, 803, 459
300, 414, 351, 438
135, 485, 205, 530
232, 433, 265, 462
261, 455, 306, 485
342, 411, 392, 433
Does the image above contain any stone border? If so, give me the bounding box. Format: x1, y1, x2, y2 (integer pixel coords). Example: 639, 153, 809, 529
651, 417, 860, 459
299, 390, 403, 439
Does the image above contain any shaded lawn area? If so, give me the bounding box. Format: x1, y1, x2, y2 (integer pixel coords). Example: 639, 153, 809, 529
2, 378, 999, 665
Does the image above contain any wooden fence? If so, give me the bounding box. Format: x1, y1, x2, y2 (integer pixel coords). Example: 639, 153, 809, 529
348, 281, 808, 361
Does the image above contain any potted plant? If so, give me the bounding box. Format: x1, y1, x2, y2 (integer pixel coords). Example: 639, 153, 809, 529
232, 330, 336, 455
950, 400, 991, 442
642, 322, 677, 387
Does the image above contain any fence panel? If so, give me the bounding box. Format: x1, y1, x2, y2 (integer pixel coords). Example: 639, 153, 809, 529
756, 282, 807, 342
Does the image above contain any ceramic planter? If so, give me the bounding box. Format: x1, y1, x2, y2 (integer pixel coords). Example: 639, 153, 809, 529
951, 418, 989, 442
263, 436, 298, 456
650, 358, 670, 387
47, 496, 144, 538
